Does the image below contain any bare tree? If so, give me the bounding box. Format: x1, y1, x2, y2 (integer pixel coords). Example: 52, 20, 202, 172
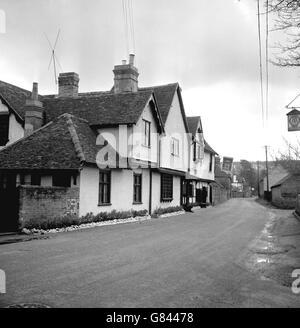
267, 0, 300, 66
271, 137, 300, 172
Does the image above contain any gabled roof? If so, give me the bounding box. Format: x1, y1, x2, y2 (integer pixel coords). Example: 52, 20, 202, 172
0, 81, 35, 123
140, 83, 178, 123
140, 83, 189, 133
43, 90, 158, 127
204, 139, 218, 155
187, 116, 202, 136
271, 174, 292, 189
0, 114, 102, 170
287, 109, 300, 115
0, 79, 192, 137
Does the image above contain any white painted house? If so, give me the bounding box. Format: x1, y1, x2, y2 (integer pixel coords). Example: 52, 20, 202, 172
184, 116, 218, 206
0, 87, 24, 148
0, 55, 218, 232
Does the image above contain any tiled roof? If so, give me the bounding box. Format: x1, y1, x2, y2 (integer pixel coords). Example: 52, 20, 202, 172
0, 80, 182, 129
0, 114, 102, 170
0, 81, 31, 121
139, 83, 179, 124
187, 116, 201, 136
43, 90, 155, 126
204, 139, 218, 155
287, 109, 300, 115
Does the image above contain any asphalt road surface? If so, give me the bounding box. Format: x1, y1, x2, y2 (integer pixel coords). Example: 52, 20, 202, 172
0, 198, 299, 308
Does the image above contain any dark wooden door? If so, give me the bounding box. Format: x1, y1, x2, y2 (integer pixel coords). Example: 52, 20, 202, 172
196, 188, 202, 203
0, 174, 19, 233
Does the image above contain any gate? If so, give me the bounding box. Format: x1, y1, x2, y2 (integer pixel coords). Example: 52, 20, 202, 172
0, 174, 19, 233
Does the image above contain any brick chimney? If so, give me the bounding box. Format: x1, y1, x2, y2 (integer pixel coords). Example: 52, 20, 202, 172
113, 54, 139, 93
58, 72, 79, 97
24, 82, 44, 137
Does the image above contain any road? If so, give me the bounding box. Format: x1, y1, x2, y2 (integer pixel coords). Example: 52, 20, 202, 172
0, 198, 299, 308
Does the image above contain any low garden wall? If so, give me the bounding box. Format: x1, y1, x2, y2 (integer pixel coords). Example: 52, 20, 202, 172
295, 195, 300, 215
272, 196, 297, 209
271, 185, 297, 209
212, 184, 229, 206
18, 186, 79, 229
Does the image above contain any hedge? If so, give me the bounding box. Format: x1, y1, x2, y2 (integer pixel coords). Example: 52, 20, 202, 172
24, 209, 148, 230
152, 206, 183, 217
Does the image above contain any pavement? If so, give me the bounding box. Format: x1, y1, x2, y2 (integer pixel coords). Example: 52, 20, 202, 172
0, 198, 299, 308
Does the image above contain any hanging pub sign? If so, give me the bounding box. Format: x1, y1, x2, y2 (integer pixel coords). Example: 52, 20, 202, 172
287, 109, 300, 132
222, 157, 233, 172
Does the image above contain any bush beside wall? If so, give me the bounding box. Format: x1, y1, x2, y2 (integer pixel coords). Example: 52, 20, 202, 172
271, 197, 297, 209
152, 206, 183, 216
24, 209, 148, 230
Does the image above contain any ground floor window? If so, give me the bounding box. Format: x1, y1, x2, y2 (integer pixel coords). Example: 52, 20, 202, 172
133, 173, 142, 203
161, 174, 173, 201
53, 173, 71, 187
99, 170, 111, 205
31, 174, 41, 186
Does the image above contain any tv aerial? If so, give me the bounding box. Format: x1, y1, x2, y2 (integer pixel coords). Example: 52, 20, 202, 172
44, 29, 63, 85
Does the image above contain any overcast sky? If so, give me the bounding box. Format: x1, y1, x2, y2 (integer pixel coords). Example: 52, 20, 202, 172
0, 0, 300, 161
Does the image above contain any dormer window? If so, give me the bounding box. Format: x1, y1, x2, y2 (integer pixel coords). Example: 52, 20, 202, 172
0, 113, 9, 146
143, 119, 151, 147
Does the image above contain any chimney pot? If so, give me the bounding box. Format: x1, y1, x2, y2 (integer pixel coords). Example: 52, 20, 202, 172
129, 54, 135, 66
25, 82, 44, 137
122, 60, 127, 65
32, 82, 38, 100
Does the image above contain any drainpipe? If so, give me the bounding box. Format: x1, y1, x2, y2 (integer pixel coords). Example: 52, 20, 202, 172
149, 169, 152, 215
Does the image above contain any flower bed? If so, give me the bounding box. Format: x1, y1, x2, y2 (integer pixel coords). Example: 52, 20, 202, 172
22, 209, 149, 234
151, 206, 184, 218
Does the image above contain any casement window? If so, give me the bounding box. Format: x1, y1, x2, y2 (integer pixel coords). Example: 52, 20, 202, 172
0, 174, 7, 191
161, 174, 173, 201
0, 174, 16, 191
171, 138, 180, 156
133, 173, 142, 203
31, 174, 41, 186
53, 173, 71, 187
193, 142, 197, 161
0, 113, 9, 146
193, 142, 203, 162
99, 170, 111, 205
209, 154, 213, 172
143, 120, 151, 147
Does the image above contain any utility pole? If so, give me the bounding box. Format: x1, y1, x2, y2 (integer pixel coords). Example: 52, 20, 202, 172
265, 145, 270, 193
257, 161, 260, 197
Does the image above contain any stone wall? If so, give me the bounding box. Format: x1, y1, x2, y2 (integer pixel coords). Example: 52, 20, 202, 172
211, 183, 228, 206
295, 195, 300, 215
271, 183, 297, 209
18, 186, 79, 228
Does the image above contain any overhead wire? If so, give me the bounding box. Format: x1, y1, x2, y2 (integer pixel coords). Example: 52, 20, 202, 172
257, 0, 265, 128
266, 0, 269, 122
122, 0, 136, 58
122, 0, 129, 57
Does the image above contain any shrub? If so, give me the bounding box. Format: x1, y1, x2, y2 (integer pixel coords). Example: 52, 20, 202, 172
183, 204, 194, 212
80, 212, 94, 224
153, 206, 183, 216
24, 209, 149, 230
272, 197, 296, 209
24, 214, 80, 230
